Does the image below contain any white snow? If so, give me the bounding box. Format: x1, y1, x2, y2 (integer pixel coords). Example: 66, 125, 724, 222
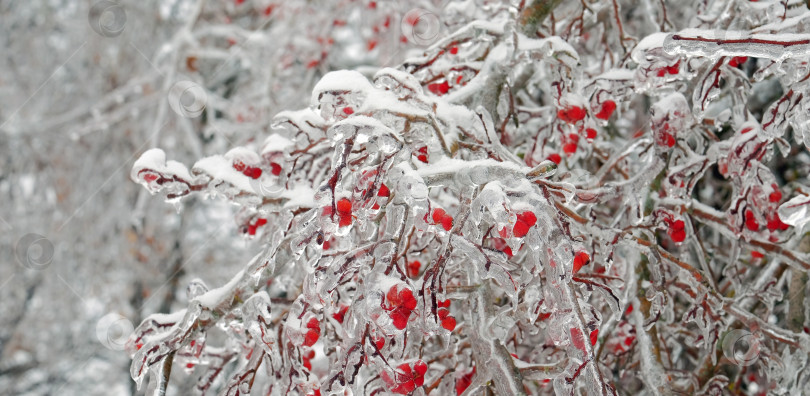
261, 133, 294, 154
310, 70, 374, 105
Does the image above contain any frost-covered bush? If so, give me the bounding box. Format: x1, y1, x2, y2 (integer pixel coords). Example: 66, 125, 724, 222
129, 0, 810, 395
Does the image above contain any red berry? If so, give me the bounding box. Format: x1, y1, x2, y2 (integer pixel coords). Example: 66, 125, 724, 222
303, 318, 320, 346
668, 219, 686, 243
386, 286, 417, 330
573, 251, 590, 273
390, 308, 410, 330
745, 209, 759, 231
332, 305, 349, 324
432, 208, 446, 224
563, 143, 578, 155
769, 185, 782, 203
595, 100, 616, 120
373, 335, 385, 350
729, 56, 747, 67
338, 214, 352, 227
413, 360, 428, 385
427, 80, 450, 95
548, 153, 562, 164
590, 329, 598, 346
512, 220, 530, 238
442, 316, 456, 331
270, 162, 282, 176
336, 198, 352, 214
407, 260, 421, 278
558, 106, 587, 123
767, 212, 789, 232
438, 299, 451, 308
233, 160, 246, 172
343, 106, 354, 115
751, 251, 764, 259
441, 215, 453, 231
456, 367, 475, 395
143, 173, 158, 183
667, 60, 680, 75
378, 183, 390, 197
517, 211, 537, 227
586, 128, 597, 139
449, 46, 458, 55
245, 167, 262, 179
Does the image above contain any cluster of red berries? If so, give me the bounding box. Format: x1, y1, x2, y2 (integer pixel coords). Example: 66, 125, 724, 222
437, 299, 456, 331
665, 218, 687, 243
415, 146, 429, 163
232, 160, 262, 179
335, 198, 353, 227
656, 60, 680, 77
384, 285, 418, 330
558, 105, 587, 124
499, 210, 537, 238
430, 208, 454, 231
552, 100, 616, 158
302, 318, 321, 347
381, 360, 428, 394
269, 162, 282, 176
427, 80, 450, 95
